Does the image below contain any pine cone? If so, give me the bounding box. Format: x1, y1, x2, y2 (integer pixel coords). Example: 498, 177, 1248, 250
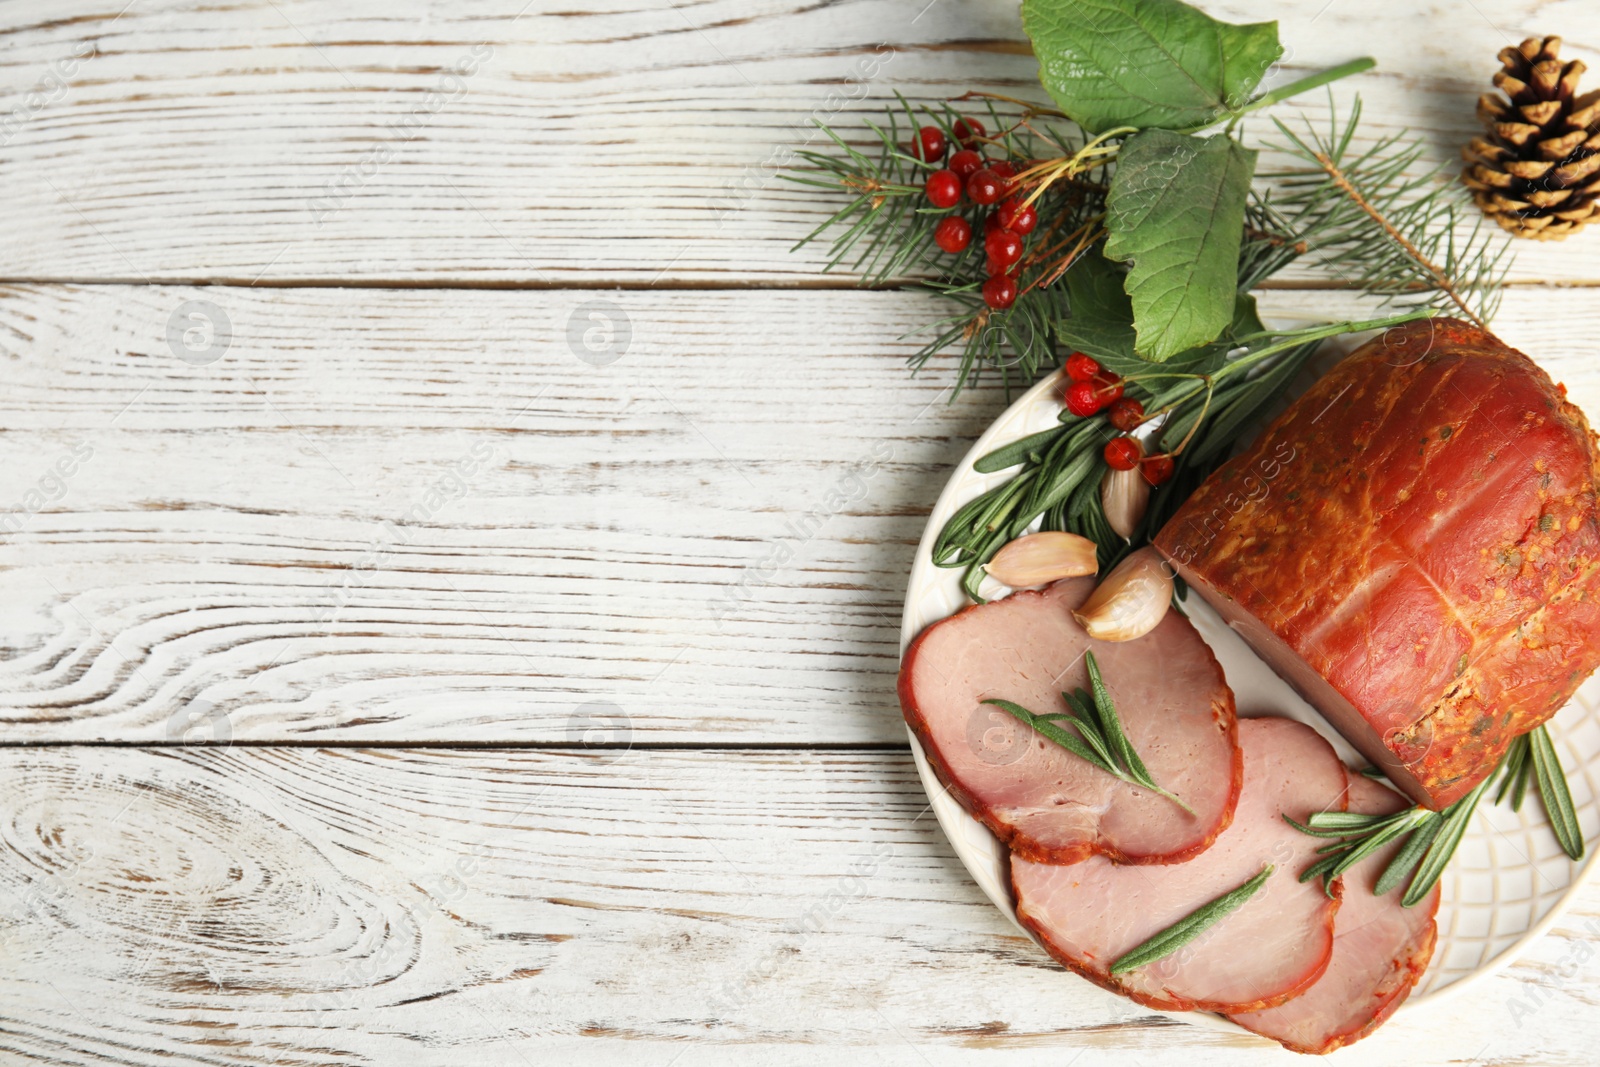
1462, 36, 1600, 240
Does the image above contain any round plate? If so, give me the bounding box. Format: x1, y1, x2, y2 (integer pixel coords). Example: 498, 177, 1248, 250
899, 366, 1600, 1029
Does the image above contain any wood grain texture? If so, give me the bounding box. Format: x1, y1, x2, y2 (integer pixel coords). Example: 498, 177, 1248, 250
1, 0, 1599, 285
4, 0, 1600, 1062
0, 746, 1595, 1067
3, 284, 1598, 743
0, 283, 993, 743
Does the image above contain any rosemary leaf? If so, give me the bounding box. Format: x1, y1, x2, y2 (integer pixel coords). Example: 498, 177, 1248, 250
983, 698, 1108, 772
1402, 777, 1493, 908
1085, 652, 1143, 779
1298, 851, 1346, 886
1303, 810, 1400, 833
1494, 734, 1530, 807
1508, 745, 1534, 814
1530, 726, 1585, 861
1063, 689, 1120, 770
982, 652, 1191, 815
1109, 866, 1274, 975
975, 425, 1070, 473
1374, 812, 1442, 897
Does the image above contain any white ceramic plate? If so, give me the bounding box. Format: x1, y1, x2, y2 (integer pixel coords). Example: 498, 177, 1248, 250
899, 366, 1600, 1033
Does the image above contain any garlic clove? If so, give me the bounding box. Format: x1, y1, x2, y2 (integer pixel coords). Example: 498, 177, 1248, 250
1073, 546, 1173, 642
1100, 466, 1151, 541
983, 531, 1100, 588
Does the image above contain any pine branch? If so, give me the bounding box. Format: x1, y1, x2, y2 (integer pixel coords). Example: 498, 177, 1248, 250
1260, 96, 1513, 328
1314, 151, 1486, 329
785, 94, 1108, 396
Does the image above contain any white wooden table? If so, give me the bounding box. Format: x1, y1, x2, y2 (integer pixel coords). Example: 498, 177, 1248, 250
1, 2, 1597, 1064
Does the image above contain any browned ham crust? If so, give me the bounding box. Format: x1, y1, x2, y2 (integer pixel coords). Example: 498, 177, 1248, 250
1157, 319, 1600, 809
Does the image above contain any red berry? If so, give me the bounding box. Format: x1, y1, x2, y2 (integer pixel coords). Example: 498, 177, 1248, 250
1104, 437, 1143, 471
1065, 352, 1102, 382
925, 169, 961, 208
967, 168, 1003, 206
989, 160, 1018, 196
984, 228, 1023, 269
933, 215, 972, 254
953, 117, 986, 149
1094, 373, 1125, 405
997, 197, 1038, 235
1106, 396, 1145, 432
1064, 380, 1102, 417
983, 211, 1005, 234
911, 125, 947, 162
949, 148, 983, 179
1141, 454, 1176, 486
982, 274, 1018, 310
984, 255, 1017, 277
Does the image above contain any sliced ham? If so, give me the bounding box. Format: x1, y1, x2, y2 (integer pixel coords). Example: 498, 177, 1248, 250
899, 577, 1240, 865
1010, 717, 1347, 1013
1156, 319, 1600, 810
1229, 774, 1440, 1054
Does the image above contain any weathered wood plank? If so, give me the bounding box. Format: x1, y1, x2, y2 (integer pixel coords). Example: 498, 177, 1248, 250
0, 746, 1592, 1066
1, 0, 1598, 285
0, 283, 992, 743
2, 283, 1599, 743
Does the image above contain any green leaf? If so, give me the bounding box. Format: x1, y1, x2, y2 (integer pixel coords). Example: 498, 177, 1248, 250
1104, 131, 1257, 361
1021, 0, 1281, 134
1055, 254, 1260, 378
1054, 252, 1139, 368
1109, 866, 1274, 974
1530, 726, 1585, 861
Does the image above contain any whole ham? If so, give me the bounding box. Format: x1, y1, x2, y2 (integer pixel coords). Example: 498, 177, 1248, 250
1010, 717, 1347, 1013
1230, 774, 1440, 1054
1156, 319, 1600, 809
899, 577, 1239, 865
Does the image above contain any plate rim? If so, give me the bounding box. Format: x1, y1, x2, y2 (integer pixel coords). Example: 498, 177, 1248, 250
896, 364, 1600, 1028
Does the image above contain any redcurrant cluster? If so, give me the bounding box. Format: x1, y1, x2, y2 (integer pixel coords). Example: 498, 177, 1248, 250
916, 118, 1039, 312
1059, 352, 1175, 486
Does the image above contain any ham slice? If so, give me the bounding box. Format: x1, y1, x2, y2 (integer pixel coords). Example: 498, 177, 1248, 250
1010, 717, 1346, 1013
899, 577, 1239, 865
1229, 774, 1440, 1053
1156, 319, 1600, 809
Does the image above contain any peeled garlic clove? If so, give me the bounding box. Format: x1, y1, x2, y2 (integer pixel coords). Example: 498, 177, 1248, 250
1073, 546, 1173, 642
1100, 466, 1150, 541
983, 531, 1099, 588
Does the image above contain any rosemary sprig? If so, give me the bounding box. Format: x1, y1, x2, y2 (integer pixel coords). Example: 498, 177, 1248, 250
1400, 776, 1493, 908
1108, 866, 1273, 975
1529, 726, 1585, 860
982, 651, 1192, 814
1288, 804, 1438, 899
935, 312, 1430, 597
1290, 722, 1586, 905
